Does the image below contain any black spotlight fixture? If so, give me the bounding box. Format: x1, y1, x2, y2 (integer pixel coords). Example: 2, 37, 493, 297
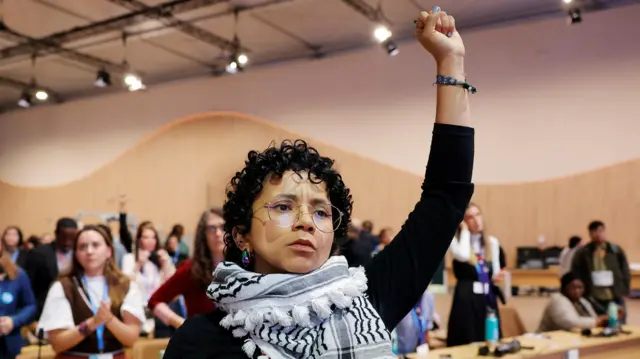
568, 8, 582, 24
94, 69, 112, 87
17, 91, 32, 108
382, 38, 399, 56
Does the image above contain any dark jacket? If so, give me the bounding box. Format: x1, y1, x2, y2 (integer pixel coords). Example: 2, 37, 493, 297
571, 241, 630, 300
24, 243, 60, 316
0, 269, 37, 357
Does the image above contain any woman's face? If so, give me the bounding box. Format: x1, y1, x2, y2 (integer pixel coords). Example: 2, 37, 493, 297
76, 230, 112, 274
166, 236, 179, 252
565, 279, 585, 301
139, 228, 157, 251
206, 213, 225, 257
464, 205, 484, 234
380, 229, 394, 245
243, 171, 335, 274
3, 228, 20, 248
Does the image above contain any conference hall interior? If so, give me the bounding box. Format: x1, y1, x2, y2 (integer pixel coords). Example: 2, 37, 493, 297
0, 0, 638, 359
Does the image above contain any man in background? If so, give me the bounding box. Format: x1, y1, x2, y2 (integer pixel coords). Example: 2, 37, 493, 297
25, 217, 78, 316
571, 220, 630, 321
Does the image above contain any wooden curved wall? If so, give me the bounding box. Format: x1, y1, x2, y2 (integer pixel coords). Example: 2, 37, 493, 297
0, 112, 638, 263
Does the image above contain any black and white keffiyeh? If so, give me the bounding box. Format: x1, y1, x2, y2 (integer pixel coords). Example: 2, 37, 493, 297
206, 256, 395, 359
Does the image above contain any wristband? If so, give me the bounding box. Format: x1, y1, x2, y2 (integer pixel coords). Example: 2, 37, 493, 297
434, 75, 477, 94
78, 320, 91, 336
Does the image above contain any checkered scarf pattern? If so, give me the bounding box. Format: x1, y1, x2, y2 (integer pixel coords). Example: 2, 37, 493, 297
206, 256, 395, 359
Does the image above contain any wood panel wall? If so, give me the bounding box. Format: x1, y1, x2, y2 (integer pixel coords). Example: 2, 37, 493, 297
0, 112, 638, 263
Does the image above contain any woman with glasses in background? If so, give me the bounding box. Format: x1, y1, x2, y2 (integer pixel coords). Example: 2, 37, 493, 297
148, 208, 225, 329
37, 225, 146, 358
164, 7, 474, 358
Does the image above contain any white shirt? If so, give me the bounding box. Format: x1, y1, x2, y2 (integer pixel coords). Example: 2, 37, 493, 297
470, 233, 483, 256
38, 276, 146, 333
559, 247, 579, 277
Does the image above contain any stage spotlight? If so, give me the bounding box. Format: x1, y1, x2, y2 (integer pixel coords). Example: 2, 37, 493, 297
95, 69, 112, 87
563, 0, 572, 4
123, 73, 145, 91
35, 90, 48, 101
226, 53, 249, 74
382, 39, 399, 56
373, 26, 392, 43
17, 92, 32, 108
568, 8, 582, 24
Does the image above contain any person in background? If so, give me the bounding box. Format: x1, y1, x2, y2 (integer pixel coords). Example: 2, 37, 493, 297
538, 272, 607, 332
372, 227, 394, 256
168, 224, 189, 257
1, 226, 28, 268
40, 233, 54, 245
572, 220, 630, 322
22, 236, 41, 251
559, 236, 582, 277
25, 217, 78, 316
165, 234, 188, 267
341, 219, 375, 267
148, 208, 224, 328
121, 222, 175, 336
37, 225, 145, 358
447, 204, 504, 347
0, 243, 37, 359
395, 291, 435, 356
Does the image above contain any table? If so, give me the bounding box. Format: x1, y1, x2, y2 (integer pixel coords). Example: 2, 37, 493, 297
406, 326, 640, 359
446, 268, 640, 290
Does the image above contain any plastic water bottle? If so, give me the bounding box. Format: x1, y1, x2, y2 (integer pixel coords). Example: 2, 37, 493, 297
390, 328, 398, 355
485, 309, 499, 346
607, 302, 619, 328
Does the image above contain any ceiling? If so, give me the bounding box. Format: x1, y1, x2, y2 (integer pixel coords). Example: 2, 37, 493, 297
0, 0, 633, 111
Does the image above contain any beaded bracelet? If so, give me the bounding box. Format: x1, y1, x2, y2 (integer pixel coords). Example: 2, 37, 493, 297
434, 75, 477, 94
78, 320, 91, 336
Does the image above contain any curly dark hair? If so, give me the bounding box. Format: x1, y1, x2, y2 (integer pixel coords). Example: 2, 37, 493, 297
223, 140, 353, 269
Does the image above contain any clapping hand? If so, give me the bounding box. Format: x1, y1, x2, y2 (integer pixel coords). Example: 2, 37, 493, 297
0, 316, 14, 335
157, 249, 170, 266
415, 6, 465, 64
95, 301, 114, 326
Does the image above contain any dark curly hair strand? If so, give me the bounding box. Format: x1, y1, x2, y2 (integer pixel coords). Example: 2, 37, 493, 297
222, 140, 353, 269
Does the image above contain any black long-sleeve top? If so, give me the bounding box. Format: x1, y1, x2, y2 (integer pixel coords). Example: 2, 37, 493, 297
163, 123, 475, 358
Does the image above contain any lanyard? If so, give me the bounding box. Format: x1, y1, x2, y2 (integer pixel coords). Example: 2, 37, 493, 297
82, 276, 109, 353
10, 250, 18, 263
411, 303, 427, 345
172, 251, 180, 265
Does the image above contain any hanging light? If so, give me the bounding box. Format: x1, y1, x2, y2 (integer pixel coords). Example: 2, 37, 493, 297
123, 73, 145, 91
35, 90, 48, 101
17, 92, 32, 108
95, 69, 112, 87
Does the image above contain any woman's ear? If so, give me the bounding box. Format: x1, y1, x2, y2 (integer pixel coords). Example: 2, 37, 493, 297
232, 226, 251, 250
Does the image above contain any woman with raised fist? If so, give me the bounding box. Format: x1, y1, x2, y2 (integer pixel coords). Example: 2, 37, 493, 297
164, 6, 475, 358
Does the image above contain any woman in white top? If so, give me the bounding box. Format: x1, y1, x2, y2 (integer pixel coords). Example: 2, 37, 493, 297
121, 222, 175, 336
38, 225, 145, 358
558, 236, 582, 277
447, 203, 504, 347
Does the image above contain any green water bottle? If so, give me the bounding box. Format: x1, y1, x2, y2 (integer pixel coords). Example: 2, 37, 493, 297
485, 309, 499, 345
607, 302, 619, 328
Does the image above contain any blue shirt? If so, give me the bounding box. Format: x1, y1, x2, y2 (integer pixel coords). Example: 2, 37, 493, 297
0, 269, 37, 356
395, 292, 435, 354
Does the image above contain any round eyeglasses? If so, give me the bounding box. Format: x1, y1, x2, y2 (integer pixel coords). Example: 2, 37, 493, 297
258, 199, 343, 233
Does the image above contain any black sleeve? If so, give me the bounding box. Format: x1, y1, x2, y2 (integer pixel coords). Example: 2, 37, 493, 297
119, 212, 133, 253
365, 123, 474, 330
618, 247, 631, 294
164, 315, 217, 359
499, 246, 507, 269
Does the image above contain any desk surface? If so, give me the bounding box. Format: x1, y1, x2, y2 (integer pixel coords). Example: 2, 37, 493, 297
406, 326, 640, 359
